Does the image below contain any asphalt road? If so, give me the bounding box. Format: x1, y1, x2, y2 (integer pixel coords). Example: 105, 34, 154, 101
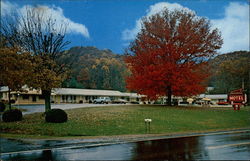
1, 130, 250, 160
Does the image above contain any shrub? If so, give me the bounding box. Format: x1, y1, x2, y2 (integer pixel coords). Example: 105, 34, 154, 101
45, 109, 68, 123
2, 109, 23, 122
0, 102, 6, 112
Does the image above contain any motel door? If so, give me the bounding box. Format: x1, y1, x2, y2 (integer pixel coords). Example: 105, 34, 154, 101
32, 95, 37, 102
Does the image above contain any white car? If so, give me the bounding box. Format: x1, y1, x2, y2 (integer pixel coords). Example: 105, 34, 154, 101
112, 99, 128, 104
93, 97, 111, 104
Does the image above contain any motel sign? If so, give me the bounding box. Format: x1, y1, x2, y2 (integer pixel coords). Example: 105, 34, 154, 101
228, 88, 246, 110
228, 95, 244, 102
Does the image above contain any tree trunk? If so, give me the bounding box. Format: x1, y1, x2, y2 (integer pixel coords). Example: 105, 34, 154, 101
167, 86, 172, 106
42, 90, 51, 112
8, 87, 11, 110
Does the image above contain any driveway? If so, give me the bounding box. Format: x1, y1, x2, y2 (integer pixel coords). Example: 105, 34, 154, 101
18, 103, 128, 115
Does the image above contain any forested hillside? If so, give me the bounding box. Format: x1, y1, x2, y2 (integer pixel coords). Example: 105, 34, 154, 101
61, 46, 129, 91
62, 47, 249, 96
208, 51, 250, 94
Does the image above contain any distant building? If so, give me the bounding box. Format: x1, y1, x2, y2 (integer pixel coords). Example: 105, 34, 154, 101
197, 94, 228, 104
154, 94, 228, 105
0, 87, 144, 105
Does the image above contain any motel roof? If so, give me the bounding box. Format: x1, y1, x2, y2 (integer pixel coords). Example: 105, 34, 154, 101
0, 86, 8, 92
0, 86, 143, 98
53, 88, 125, 97
198, 94, 228, 99
0, 86, 56, 95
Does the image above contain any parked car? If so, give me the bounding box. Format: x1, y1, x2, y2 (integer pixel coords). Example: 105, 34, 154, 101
179, 101, 189, 104
93, 97, 111, 104
217, 101, 229, 105
112, 99, 128, 104
130, 101, 140, 104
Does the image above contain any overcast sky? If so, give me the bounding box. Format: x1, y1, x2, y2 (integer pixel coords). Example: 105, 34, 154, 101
1, 0, 249, 54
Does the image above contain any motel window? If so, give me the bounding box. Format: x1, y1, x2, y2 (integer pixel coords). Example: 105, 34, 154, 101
39, 95, 45, 99
23, 95, 29, 100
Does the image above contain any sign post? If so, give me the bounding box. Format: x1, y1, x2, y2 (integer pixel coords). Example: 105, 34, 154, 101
144, 119, 152, 133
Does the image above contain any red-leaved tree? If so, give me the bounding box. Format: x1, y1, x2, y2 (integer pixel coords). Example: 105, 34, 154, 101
125, 9, 223, 106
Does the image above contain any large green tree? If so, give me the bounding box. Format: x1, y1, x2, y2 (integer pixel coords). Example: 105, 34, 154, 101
77, 57, 128, 91
61, 47, 129, 92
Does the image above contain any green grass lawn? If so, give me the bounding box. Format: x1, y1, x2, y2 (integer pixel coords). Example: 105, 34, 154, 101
1, 105, 249, 138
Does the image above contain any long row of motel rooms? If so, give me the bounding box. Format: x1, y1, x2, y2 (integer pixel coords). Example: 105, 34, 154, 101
0, 87, 143, 104
0, 86, 230, 105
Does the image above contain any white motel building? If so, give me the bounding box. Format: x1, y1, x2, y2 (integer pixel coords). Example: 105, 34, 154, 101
0, 86, 143, 105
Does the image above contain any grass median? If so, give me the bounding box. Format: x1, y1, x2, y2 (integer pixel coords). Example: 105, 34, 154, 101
1, 105, 249, 138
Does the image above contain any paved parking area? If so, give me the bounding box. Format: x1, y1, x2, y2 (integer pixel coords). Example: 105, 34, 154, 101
19, 103, 129, 115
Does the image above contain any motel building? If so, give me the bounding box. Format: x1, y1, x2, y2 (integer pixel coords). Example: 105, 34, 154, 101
0, 86, 232, 106
0, 86, 143, 105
